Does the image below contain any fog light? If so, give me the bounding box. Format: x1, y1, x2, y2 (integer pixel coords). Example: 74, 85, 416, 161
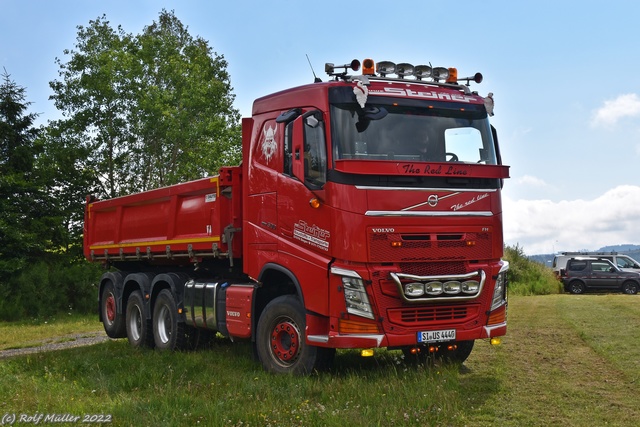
461, 280, 480, 294
404, 282, 424, 297
490, 337, 501, 346
443, 281, 461, 294
361, 349, 374, 357
425, 281, 443, 295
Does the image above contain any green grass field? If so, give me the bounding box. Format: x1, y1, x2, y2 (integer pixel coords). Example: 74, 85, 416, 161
1, 294, 639, 426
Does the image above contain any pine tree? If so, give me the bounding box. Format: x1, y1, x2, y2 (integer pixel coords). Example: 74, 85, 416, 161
0, 68, 48, 280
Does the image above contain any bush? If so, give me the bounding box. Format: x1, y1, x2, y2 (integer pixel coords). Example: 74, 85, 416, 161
504, 244, 562, 296
0, 260, 101, 321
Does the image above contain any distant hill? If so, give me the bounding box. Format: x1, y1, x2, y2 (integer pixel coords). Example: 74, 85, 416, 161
598, 244, 640, 253
528, 244, 640, 266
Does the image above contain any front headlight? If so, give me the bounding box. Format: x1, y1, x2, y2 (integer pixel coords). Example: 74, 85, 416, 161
331, 267, 374, 320
490, 261, 509, 310
342, 277, 375, 319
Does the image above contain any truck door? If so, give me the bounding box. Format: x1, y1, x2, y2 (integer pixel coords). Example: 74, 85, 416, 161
277, 110, 332, 257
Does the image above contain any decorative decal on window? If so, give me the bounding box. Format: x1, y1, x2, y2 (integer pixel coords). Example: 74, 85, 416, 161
293, 220, 330, 251
261, 124, 277, 163
353, 80, 368, 108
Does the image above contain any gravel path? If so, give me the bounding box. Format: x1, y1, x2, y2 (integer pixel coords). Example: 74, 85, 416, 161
0, 331, 110, 359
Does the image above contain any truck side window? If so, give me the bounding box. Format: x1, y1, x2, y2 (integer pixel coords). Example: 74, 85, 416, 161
304, 113, 327, 187
284, 121, 293, 176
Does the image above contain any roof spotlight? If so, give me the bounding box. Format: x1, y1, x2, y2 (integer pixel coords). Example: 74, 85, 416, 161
376, 61, 396, 77
432, 67, 449, 82
396, 63, 414, 78
414, 65, 432, 80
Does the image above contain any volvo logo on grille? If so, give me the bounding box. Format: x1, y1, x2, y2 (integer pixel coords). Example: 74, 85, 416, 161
427, 194, 438, 207
372, 228, 395, 233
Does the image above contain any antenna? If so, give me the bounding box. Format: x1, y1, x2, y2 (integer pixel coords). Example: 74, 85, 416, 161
306, 54, 321, 83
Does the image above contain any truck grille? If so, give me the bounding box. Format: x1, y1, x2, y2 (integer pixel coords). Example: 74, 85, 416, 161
388, 306, 470, 323
369, 232, 491, 262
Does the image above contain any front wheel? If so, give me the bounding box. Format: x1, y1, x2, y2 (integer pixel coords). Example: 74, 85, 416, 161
256, 295, 322, 375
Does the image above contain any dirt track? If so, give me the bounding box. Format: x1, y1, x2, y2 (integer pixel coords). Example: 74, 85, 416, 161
0, 331, 109, 359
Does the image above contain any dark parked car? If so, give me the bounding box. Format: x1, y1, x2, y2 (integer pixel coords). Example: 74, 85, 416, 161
562, 258, 640, 295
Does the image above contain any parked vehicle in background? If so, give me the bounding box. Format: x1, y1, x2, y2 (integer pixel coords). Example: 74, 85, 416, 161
561, 257, 640, 295
552, 252, 640, 277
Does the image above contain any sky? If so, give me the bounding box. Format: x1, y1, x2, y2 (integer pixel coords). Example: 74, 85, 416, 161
2, 0, 640, 255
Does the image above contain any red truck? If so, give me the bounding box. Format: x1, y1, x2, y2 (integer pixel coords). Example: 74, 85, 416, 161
84, 58, 510, 374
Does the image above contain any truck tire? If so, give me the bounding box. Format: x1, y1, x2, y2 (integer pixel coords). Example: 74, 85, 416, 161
126, 291, 154, 348
101, 281, 126, 338
256, 295, 320, 375
152, 289, 185, 350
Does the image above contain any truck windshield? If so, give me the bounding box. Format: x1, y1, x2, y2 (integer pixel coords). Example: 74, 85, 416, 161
330, 100, 497, 165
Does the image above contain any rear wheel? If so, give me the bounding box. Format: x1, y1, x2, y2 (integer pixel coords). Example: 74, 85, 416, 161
126, 291, 154, 348
101, 281, 126, 338
256, 295, 323, 375
152, 289, 185, 350
569, 281, 585, 294
622, 281, 639, 295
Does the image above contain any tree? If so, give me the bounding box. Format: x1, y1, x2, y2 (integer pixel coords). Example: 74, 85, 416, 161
0, 69, 56, 280
49, 10, 241, 199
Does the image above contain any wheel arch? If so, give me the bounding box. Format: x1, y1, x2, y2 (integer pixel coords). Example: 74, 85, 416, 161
122, 272, 155, 320
98, 271, 125, 322
149, 272, 191, 322
254, 263, 304, 338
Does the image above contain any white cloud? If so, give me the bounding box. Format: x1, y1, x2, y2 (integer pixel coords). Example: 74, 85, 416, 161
516, 175, 548, 187
592, 93, 640, 127
503, 185, 640, 254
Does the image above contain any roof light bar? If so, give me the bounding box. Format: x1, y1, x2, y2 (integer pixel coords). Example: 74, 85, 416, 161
325, 58, 483, 86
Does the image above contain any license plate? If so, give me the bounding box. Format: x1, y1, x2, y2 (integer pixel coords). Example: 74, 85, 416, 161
417, 329, 456, 343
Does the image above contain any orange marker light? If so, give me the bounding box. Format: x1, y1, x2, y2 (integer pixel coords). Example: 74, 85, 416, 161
362, 58, 375, 75
309, 198, 321, 209
446, 67, 458, 83
391, 241, 403, 248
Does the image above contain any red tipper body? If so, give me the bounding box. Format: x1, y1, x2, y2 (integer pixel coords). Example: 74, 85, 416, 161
85, 64, 510, 373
